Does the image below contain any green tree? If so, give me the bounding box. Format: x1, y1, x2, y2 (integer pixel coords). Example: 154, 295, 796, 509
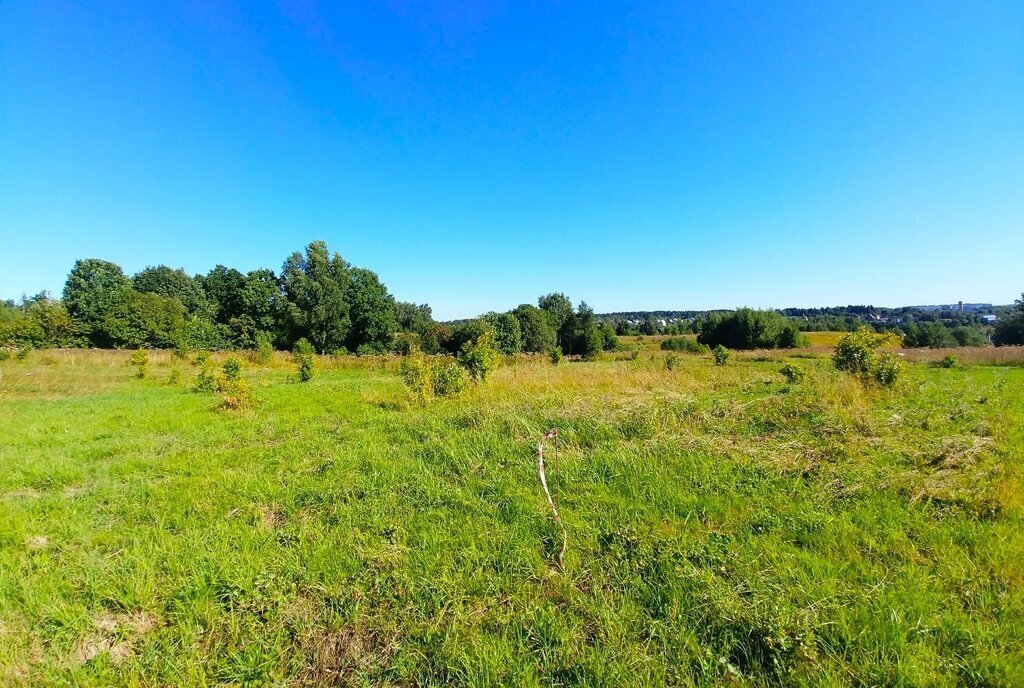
231, 269, 281, 348
483, 311, 523, 355
200, 265, 246, 325
992, 294, 1024, 347
62, 259, 133, 346
512, 304, 557, 353
346, 268, 396, 353
280, 241, 351, 353
103, 291, 185, 349
697, 308, 802, 350
538, 292, 574, 349
134, 266, 212, 316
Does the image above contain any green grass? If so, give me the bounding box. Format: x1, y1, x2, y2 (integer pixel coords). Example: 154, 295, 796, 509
1, 350, 1022, 686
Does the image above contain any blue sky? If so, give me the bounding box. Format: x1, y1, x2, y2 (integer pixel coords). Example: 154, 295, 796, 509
1, 1, 1021, 319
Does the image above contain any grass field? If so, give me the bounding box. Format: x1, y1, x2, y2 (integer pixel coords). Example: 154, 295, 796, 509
1, 349, 1023, 686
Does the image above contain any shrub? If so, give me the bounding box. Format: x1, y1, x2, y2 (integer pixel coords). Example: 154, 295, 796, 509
16, 344, 33, 361
222, 357, 242, 382
129, 349, 149, 379
292, 338, 315, 362
297, 355, 314, 382
549, 347, 563, 366
0, 348, 10, 361
167, 368, 181, 385
459, 331, 500, 382
665, 353, 679, 370
400, 354, 468, 401
872, 353, 904, 388
392, 333, 419, 356
832, 329, 888, 375
834, 329, 904, 388
193, 350, 210, 367
192, 367, 217, 392
355, 344, 376, 357
430, 357, 468, 397
251, 332, 274, 365
331, 347, 349, 357
660, 337, 708, 354
938, 354, 958, 369
779, 362, 805, 383
218, 379, 253, 411
713, 345, 730, 366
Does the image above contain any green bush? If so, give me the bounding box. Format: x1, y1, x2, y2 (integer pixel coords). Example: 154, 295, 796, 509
297, 355, 314, 382
129, 349, 149, 379
167, 368, 181, 385
713, 345, 730, 366
193, 350, 210, 367
834, 329, 904, 388
251, 332, 274, 365
400, 354, 468, 402
292, 338, 315, 362
222, 357, 242, 382
660, 337, 708, 354
938, 353, 958, 369
16, 344, 33, 361
872, 353, 904, 388
0, 348, 10, 361
192, 367, 217, 392
549, 347, 563, 366
459, 331, 500, 382
779, 362, 805, 383
832, 329, 888, 375
665, 353, 679, 370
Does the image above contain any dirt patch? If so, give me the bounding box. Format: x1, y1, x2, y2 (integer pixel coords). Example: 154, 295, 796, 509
71, 611, 160, 666
25, 536, 48, 551
61, 485, 86, 498
259, 504, 286, 529
295, 624, 398, 685
5, 487, 41, 499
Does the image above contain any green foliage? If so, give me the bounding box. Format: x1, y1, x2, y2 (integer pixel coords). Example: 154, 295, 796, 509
834, 329, 904, 387
0, 295, 78, 348
167, 367, 181, 385
833, 329, 889, 375
513, 304, 557, 353
660, 337, 709, 353
400, 354, 469, 402
445, 319, 492, 355
191, 367, 217, 392
346, 267, 397, 353
129, 349, 149, 379
459, 331, 500, 382
549, 347, 563, 366
992, 294, 1024, 346
102, 291, 185, 349
665, 353, 679, 370
872, 353, 904, 388
297, 355, 314, 382
483, 311, 523, 355
291, 337, 315, 361
180, 314, 231, 351
62, 259, 133, 346
779, 362, 805, 383
133, 265, 212, 316
280, 242, 352, 353
193, 350, 210, 367
222, 357, 242, 382
697, 308, 803, 350
537, 292, 574, 338
251, 332, 275, 364
713, 345, 730, 366
938, 353, 958, 368
598, 321, 619, 351
392, 332, 419, 356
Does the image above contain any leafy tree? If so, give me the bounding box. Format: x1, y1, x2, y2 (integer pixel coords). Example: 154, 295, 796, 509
200, 265, 246, 325
459, 330, 500, 381
280, 242, 351, 353
512, 304, 557, 353
950, 326, 987, 347
395, 302, 434, 333
992, 294, 1024, 346
697, 308, 802, 350
483, 311, 523, 355
345, 267, 396, 353
565, 301, 602, 360
538, 293, 574, 349
62, 259, 133, 346
232, 269, 281, 348
102, 291, 185, 349
598, 321, 619, 351
134, 266, 211, 316
444, 319, 493, 356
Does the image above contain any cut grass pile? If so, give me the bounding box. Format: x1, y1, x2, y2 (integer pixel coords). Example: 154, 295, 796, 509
1, 349, 1022, 686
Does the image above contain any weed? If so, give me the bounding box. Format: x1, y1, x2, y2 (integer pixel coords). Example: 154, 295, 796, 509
129, 349, 149, 379
713, 344, 730, 366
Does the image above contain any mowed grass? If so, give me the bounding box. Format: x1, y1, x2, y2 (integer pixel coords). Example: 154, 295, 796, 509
1, 350, 1022, 686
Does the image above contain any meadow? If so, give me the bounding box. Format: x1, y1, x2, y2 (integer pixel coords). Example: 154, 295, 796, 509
1, 343, 1022, 686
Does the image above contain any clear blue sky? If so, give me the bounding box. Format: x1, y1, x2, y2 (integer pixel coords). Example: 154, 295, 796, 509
1, 2, 1021, 319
